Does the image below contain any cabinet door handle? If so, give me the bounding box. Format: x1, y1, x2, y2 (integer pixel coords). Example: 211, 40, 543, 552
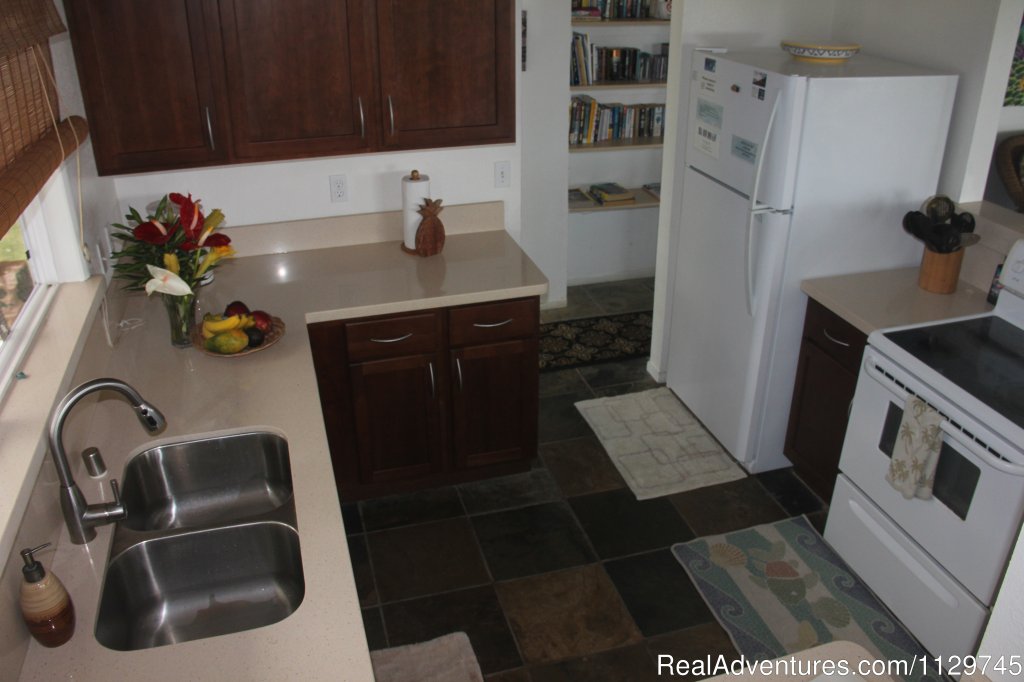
357, 96, 365, 139
822, 328, 851, 348
205, 107, 215, 151
427, 361, 436, 399
455, 357, 463, 391
370, 333, 412, 344
473, 319, 513, 329
387, 95, 395, 136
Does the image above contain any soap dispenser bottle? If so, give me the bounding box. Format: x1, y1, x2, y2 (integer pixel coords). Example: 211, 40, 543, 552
19, 543, 75, 647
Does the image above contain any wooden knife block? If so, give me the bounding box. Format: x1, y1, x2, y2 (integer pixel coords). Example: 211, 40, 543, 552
918, 247, 964, 294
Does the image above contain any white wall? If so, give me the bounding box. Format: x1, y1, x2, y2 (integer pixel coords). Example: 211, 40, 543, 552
567, 208, 658, 284
648, 0, 837, 379
520, 0, 570, 305
832, 0, 1024, 203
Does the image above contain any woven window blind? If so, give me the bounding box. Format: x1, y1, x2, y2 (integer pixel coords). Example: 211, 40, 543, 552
0, 0, 88, 237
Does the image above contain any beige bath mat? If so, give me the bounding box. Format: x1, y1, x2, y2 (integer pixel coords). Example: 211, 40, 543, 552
575, 387, 745, 500
371, 631, 483, 682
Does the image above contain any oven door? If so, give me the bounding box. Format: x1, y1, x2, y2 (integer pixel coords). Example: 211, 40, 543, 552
837, 349, 1024, 605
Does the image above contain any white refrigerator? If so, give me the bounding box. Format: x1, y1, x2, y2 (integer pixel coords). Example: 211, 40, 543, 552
666, 49, 957, 473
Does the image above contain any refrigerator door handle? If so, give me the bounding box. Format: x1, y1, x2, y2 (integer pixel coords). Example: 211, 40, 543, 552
745, 91, 782, 316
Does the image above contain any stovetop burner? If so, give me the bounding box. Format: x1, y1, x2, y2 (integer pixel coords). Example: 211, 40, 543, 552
884, 315, 1024, 430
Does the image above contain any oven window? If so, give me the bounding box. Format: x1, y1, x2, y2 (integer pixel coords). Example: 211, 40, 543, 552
879, 402, 980, 521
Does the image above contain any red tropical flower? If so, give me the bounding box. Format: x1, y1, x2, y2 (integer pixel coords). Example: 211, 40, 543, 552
133, 219, 171, 245
169, 192, 204, 240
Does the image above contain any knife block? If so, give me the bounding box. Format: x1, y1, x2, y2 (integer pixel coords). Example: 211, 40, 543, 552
918, 247, 964, 294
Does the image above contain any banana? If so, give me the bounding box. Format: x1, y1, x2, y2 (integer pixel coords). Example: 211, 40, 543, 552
202, 314, 243, 335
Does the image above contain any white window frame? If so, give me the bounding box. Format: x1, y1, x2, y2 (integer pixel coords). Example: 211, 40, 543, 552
0, 169, 90, 404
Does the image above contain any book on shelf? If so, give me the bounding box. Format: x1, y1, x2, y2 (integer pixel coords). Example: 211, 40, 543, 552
589, 183, 635, 202
568, 188, 594, 204
642, 182, 661, 199
571, 0, 655, 20
570, 35, 669, 86
569, 96, 665, 145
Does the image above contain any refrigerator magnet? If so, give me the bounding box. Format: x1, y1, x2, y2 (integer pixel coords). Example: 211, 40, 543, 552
731, 136, 759, 164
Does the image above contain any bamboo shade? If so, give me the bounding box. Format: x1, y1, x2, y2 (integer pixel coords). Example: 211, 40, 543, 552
0, 0, 87, 238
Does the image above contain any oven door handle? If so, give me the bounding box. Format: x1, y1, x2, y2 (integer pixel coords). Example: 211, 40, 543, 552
938, 421, 1024, 477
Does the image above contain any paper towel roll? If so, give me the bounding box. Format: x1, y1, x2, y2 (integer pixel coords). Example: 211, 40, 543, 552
402, 170, 431, 250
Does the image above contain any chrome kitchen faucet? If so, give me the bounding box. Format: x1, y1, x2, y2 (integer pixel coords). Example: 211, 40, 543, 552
48, 378, 166, 544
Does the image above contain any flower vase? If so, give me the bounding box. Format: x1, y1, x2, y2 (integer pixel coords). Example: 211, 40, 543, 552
162, 293, 198, 348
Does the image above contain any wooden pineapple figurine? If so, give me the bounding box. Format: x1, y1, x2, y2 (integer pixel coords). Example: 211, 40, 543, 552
414, 198, 446, 256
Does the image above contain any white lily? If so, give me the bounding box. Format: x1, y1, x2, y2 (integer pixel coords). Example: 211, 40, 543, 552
144, 265, 193, 296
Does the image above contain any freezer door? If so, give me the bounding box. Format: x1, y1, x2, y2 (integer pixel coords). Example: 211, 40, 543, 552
687, 52, 804, 210
667, 168, 790, 466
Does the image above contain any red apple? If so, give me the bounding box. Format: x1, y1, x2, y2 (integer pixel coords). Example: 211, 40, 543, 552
224, 300, 250, 317
251, 310, 273, 333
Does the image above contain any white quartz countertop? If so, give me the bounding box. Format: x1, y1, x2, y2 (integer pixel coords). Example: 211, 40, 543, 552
19, 230, 547, 681
801, 267, 993, 334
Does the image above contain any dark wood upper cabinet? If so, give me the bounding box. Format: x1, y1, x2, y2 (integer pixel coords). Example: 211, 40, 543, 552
218, 0, 378, 159
376, 0, 515, 150
64, 0, 515, 175
64, 0, 227, 174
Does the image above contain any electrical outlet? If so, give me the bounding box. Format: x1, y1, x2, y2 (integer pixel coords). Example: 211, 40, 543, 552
494, 160, 511, 188
329, 174, 348, 203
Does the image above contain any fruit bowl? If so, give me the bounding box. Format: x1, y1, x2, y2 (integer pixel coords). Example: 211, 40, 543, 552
194, 316, 286, 357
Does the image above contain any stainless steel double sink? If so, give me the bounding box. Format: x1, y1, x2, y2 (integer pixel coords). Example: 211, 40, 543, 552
95, 431, 304, 651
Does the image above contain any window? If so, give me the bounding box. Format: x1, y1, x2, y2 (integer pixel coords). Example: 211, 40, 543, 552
0, 220, 36, 346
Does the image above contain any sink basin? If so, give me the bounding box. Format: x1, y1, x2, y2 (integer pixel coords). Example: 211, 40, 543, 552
95, 522, 304, 651
96, 430, 304, 651
119, 431, 293, 531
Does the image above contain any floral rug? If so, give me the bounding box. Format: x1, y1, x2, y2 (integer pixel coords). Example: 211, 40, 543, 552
672, 517, 942, 682
539, 311, 652, 371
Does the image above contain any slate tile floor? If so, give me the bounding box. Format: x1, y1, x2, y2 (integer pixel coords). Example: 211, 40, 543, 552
345, 283, 826, 680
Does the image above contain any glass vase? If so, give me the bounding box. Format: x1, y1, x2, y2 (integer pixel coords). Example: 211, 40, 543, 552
162, 293, 198, 348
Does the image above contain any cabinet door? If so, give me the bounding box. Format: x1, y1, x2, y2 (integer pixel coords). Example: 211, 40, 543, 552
784, 340, 858, 502
451, 339, 538, 468
64, 0, 226, 174
218, 0, 378, 159
349, 354, 446, 484
376, 0, 515, 150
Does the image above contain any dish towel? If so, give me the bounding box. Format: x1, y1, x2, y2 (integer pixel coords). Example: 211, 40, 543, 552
885, 395, 943, 499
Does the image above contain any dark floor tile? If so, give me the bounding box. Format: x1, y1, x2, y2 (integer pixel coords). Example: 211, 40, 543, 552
361, 607, 387, 650
367, 517, 489, 602
540, 436, 625, 497
806, 509, 828, 535
486, 669, 531, 682
577, 357, 653, 390
347, 534, 378, 607
538, 390, 595, 443
359, 486, 465, 532
540, 368, 589, 397
529, 642, 659, 682
754, 468, 824, 516
592, 377, 659, 398
459, 469, 562, 515
382, 585, 522, 675
668, 477, 788, 536
603, 549, 713, 636
496, 564, 642, 665
569, 488, 694, 559
340, 502, 363, 535
585, 279, 654, 315
540, 287, 602, 323
471, 502, 595, 580
645, 623, 739, 680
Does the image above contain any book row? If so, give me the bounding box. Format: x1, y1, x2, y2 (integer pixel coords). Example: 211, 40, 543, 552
571, 0, 656, 20
571, 33, 669, 85
569, 96, 665, 146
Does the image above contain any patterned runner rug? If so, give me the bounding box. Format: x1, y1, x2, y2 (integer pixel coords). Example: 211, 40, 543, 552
672, 517, 942, 682
575, 387, 745, 499
539, 311, 651, 371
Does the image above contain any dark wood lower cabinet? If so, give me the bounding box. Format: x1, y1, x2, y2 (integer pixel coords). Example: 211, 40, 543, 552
784, 298, 867, 503
309, 297, 539, 500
